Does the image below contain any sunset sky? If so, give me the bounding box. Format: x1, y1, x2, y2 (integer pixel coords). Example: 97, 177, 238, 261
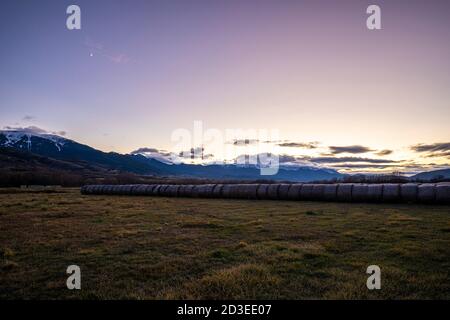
1, 0, 449, 174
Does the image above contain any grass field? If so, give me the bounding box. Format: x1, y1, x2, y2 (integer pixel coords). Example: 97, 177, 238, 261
0, 188, 449, 299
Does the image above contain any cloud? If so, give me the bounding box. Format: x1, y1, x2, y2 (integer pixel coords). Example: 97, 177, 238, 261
22, 115, 36, 121
277, 141, 318, 149
375, 149, 393, 156
3, 125, 66, 136
131, 147, 162, 154
308, 156, 397, 164
230, 139, 259, 146
411, 143, 450, 158
329, 145, 374, 154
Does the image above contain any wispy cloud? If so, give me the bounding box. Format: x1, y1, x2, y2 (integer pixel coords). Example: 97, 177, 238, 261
277, 141, 318, 149
375, 149, 393, 156
3, 125, 66, 136
22, 115, 36, 121
329, 145, 374, 154
411, 142, 450, 158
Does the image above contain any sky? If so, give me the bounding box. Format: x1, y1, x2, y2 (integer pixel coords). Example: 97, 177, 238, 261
1, 0, 449, 174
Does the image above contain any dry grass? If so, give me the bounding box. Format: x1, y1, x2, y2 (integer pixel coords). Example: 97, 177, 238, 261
0, 188, 449, 299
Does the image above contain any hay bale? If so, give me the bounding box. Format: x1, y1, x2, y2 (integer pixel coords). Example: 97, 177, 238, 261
151, 185, 161, 196
115, 185, 127, 195
323, 184, 338, 201
311, 184, 325, 200
163, 185, 177, 197
299, 184, 314, 200
287, 184, 302, 200
212, 184, 224, 198
221, 185, 232, 198
133, 185, 146, 195
182, 185, 195, 197
278, 184, 291, 200
196, 184, 215, 198
158, 185, 170, 196
436, 183, 450, 203
93, 185, 102, 194
382, 184, 400, 202
80, 185, 88, 195
418, 184, 436, 202
257, 184, 269, 199
105, 185, 115, 195
124, 185, 135, 195
242, 184, 259, 199
366, 184, 382, 202
400, 183, 418, 202
267, 184, 281, 200
351, 184, 368, 202
143, 185, 155, 195
190, 185, 201, 197
336, 184, 353, 202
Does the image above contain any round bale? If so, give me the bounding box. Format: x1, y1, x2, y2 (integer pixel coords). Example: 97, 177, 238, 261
212, 184, 224, 198
158, 185, 170, 196
418, 184, 436, 203
256, 184, 269, 199
336, 184, 353, 202
278, 184, 291, 200
267, 184, 281, 200
400, 183, 418, 203
366, 184, 383, 202
436, 183, 450, 204
287, 184, 302, 200
351, 184, 369, 202
183, 185, 195, 197
382, 184, 400, 202
323, 184, 338, 201
241, 184, 259, 199
299, 184, 314, 200
311, 184, 325, 200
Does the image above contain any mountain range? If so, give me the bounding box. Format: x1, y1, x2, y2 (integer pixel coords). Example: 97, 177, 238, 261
0, 130, 342, 183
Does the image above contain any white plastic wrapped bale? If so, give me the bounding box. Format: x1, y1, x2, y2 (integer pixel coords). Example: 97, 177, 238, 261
165, 185, 179, 197
351, 184, 368, 202
323, 184, 338, 201
287, 184, 302, 200
299, 184, 314, 200
400, 183, 418, 203
151, 185, 161, 196
311, 184, 325, 200
197, 184, 216, 198
144, 185, 156, 195
336, 184, 353, 202
382, 184, 401, 202
267, 184, 281, 200
436, 182, 450, 204
256, 184, 269, 199
181, 185, 195, 197
366, 184, 382, 202
134, 185, 147, 196
240, 184, 259, 199
212, 184, 224, 198
418, 184, 436, 202
158, 185, 171, 196
278, 184, 291, 200
107, 185, 117, 195
80, 185, 88, 195
221, 184, 233, 198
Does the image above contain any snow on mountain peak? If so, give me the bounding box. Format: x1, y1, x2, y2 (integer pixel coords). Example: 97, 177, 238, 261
0, 129, 69, 151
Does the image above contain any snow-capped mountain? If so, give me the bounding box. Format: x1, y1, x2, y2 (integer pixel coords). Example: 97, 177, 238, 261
0, 130, 70, 152
0, 129, 343, 182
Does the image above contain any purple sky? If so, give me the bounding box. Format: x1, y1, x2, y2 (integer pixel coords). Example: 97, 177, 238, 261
1, 0, 449, 174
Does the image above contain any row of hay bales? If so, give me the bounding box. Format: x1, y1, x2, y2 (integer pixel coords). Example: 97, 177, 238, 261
81, 183, 450, 204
